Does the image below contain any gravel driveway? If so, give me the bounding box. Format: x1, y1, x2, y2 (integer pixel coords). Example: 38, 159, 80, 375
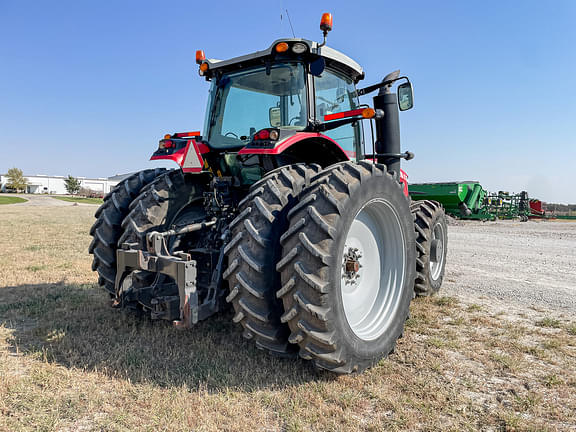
443, 219, 576, 315
2, 194, 96, 206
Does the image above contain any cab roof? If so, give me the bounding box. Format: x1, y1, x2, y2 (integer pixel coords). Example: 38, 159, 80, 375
204, 38, 365, 83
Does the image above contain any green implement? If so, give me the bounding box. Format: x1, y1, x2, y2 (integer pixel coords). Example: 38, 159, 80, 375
409, 181, 494, 220
485, 191, 531, 221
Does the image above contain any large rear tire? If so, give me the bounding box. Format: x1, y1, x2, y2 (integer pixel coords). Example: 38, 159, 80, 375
89, 168, 167, 295
411, 200, 448, 296
118, 170, 205, 248
116, 170, 207, 301
277, 161, 416, 373
224, 164, 321, 356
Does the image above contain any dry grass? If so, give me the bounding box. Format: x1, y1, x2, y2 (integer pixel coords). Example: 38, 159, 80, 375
0, 206, 575, 431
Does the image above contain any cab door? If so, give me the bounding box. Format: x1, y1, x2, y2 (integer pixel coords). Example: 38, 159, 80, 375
313, 68, 364, 159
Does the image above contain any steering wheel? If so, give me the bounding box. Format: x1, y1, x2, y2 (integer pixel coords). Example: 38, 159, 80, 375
289, 116, 301, 125
224, 132, 238, 138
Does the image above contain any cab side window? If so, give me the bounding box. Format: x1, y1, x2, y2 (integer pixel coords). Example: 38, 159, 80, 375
315, 70, 361, 157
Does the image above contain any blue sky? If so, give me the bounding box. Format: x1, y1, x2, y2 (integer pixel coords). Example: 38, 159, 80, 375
0, 0, 574, 202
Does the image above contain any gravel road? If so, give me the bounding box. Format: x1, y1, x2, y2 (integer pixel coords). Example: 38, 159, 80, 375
443, 219, 576, 316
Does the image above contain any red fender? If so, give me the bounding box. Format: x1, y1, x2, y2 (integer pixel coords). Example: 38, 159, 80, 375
400, 169, 409, 197
150, 139, 210, 173
238, 132, 354, 160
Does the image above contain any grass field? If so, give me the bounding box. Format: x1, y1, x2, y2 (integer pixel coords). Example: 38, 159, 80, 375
51, 196, 104, 204
0, 196, 27, 205
0, 206, 575, 431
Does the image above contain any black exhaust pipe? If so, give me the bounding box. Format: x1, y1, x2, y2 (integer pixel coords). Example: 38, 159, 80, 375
373, 84, 401, 179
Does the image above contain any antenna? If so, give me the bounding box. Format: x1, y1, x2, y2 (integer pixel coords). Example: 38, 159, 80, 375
285, 9, 296, 38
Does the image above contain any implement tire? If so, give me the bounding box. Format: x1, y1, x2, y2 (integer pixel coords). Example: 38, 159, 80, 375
224, 164, 321, 356
411, 200, 448, 296
277, 161, 416, 373
89, 168, 167, 295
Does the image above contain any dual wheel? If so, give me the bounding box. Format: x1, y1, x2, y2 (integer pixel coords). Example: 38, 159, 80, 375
225, 161, 447, 373
411, 200, 448, 296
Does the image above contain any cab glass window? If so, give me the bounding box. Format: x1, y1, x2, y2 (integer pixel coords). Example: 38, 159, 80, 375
205, 63, 307, 148
315, 70, 361, 157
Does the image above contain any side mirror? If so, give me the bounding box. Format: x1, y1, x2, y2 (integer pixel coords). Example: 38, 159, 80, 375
310, 57, 325, 77
269, 107, 281, 127
397, 82, 414, 111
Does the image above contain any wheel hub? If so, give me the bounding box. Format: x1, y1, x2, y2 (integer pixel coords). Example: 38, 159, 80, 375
429, 222, 445, 281
430, 239, 441, 262
342, 247, 362, 284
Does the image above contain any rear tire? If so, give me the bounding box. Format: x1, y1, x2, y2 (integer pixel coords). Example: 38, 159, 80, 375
411, 200, 448, 296
89, 168, 167, 295
119, 170, 206, 250
277, 161, 416, 373
116, 170, 207, 303
224, 164, 321, 356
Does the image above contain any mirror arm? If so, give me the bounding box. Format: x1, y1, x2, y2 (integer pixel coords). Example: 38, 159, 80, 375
357, 76, 411, 97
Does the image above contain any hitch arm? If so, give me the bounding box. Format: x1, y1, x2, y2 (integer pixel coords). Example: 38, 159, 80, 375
115, 243, 199, 328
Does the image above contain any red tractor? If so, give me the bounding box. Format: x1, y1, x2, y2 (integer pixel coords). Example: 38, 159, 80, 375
90, 14, 447, 374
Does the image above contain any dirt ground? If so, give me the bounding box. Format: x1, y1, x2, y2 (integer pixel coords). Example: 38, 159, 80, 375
0, 205, 574, 431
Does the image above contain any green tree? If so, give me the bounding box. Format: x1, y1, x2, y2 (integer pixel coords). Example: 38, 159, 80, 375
64, 175, 81, 195
6, 167, 28, 192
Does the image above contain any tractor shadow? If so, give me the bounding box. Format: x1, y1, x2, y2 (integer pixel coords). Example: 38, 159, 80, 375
0, 282, 334, 391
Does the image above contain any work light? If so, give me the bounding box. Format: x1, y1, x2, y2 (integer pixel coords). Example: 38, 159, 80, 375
292, 43, 308, 54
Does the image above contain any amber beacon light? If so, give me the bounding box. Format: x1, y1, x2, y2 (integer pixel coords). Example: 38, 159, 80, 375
195, 50, 205, 64
320, 13, 333, 32
318, 13, 333, 47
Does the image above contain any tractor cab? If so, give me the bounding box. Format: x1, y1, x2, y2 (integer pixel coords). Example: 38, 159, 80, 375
198, 37, 365, 162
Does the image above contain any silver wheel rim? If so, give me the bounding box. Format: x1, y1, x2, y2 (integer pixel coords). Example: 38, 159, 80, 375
429, 222, 445, 281
340, 198, 406, 341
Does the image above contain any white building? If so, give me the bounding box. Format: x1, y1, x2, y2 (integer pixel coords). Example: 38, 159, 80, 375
0, 173, 132, 195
